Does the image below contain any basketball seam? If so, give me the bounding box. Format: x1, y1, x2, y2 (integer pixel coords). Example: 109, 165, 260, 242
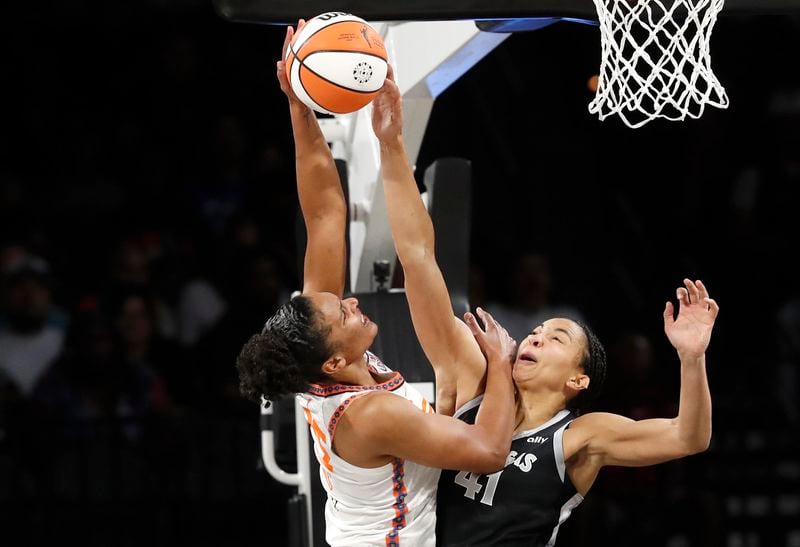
298, 60, 377, 96
303, 49, 387, 62
298, 66, 371, 115
293, 19, 375, 58
290, 42, 386, 76
286, 50, 330, 114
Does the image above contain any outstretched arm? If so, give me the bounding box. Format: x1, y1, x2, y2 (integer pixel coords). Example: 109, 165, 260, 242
278, 22, 346, 297
570, 279, 718, 467
371, 72, 487, 414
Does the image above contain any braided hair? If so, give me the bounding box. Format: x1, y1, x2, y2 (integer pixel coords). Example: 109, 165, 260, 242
567, 320, 607, 414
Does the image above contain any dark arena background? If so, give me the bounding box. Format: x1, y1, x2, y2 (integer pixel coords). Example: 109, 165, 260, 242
2, 1, 800, 546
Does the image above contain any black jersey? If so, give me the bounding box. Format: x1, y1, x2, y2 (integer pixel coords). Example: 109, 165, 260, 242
436, 396, 582, 546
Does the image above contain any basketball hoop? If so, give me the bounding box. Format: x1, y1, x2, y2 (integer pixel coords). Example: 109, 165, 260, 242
589, 0, 729, 128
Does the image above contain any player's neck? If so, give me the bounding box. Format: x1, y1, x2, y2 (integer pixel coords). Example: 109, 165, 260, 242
330, 353, 382, 386
513, 391, 566, 433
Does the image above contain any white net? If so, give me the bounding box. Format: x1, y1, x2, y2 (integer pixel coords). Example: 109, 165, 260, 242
589, 0, 729, 128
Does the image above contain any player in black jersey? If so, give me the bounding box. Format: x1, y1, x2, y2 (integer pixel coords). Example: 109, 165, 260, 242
372, 73, 719, 546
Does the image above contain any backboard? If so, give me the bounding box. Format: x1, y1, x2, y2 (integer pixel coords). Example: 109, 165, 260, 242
214, 0, 800, 25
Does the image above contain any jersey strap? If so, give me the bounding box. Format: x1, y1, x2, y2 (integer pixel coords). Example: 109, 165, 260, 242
306, 353, 406, 397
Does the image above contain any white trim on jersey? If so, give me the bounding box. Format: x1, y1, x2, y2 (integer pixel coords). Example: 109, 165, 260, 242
553, 420, 572, 483
513, 409, 571, 441
546, 493, 584, 547
453, 394, 484, 420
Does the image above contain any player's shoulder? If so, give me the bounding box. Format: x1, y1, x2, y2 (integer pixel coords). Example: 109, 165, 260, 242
565, 412, 632, 452
569, 412, 630, 433
340, 390, 417, 427
338, 390, 428, 446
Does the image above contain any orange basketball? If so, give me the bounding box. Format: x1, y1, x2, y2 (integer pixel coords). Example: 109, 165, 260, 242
587, 74, 599, 93
285, 12, 388, 115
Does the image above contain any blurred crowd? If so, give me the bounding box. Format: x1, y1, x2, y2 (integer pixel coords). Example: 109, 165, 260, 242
0, 234, 292, 422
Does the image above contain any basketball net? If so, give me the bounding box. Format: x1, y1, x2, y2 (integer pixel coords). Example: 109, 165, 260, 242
589, 0, 729, 128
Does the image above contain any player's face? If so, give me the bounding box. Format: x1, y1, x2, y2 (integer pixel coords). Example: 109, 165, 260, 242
306, 291, 378, 363
512, 318, 586, 390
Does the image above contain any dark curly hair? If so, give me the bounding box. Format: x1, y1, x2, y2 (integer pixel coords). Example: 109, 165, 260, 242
236, 295, 333, 404
567, 320, 607, 414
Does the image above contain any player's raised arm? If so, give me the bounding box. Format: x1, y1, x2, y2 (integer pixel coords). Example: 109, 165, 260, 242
278, 22, 346, 297
371, 70, 487, 414
569, 279, 717, 468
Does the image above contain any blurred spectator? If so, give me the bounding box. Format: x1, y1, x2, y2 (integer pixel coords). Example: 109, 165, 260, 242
33, 306, 115, 420
176, 279, 227, 348
163, 223, 229, 349
107, 288, 179, 412
106, 236, 177, 340
110, 238, 151, 288
192, 251, 289, 413
487, 252, 585, 342
33, 292, 174, 425
173, 209, 288, 350
0, 252, 68, 397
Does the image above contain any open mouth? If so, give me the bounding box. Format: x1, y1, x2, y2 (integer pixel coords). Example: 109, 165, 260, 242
361, 313, 369, 326
516, 353, 537, 365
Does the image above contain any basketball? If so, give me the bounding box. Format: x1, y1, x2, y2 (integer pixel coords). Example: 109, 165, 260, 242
588, 74, 599, 93
285, 12, 389, 115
